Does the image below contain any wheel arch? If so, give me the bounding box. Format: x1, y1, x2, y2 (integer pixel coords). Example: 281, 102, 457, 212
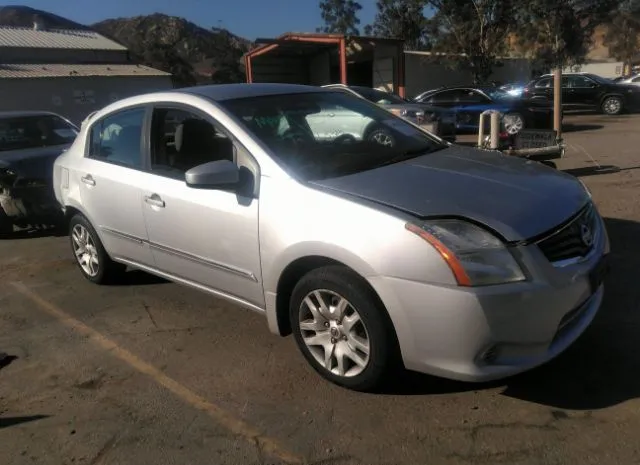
271, 254, 395, 345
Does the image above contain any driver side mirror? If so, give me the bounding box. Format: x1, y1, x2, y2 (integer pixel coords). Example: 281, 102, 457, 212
185, 159, 239, 190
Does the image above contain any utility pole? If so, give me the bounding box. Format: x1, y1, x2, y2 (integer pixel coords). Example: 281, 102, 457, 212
553, 31, 563, 140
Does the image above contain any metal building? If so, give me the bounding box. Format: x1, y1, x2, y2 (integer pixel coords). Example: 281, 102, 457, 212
244, 33, 406, 97
0, 23, 173, 124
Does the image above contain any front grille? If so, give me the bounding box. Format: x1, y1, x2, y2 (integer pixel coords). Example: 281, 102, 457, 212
536, 203, 598, 263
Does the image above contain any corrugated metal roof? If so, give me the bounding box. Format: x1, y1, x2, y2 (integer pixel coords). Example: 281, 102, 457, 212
0, 63, 171, 78
0, 26, 127, 51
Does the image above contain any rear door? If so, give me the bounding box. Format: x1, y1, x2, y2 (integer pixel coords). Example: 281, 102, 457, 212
76, 105, 155, 267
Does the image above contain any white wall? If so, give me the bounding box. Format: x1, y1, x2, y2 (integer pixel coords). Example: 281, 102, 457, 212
562, 61, 624, 78
404, 52, 532, 98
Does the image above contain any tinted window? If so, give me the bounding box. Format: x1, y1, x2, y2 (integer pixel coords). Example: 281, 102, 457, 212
458, 90, 490, 103
88, 108, 145, 168
633, 76, 640, 83
0, 114, 77, 152
426, 90, 464, 103
567, 75, 595, 88
150, 107, 234, 180
220, 91, 446, 181
535, 78, 552, 88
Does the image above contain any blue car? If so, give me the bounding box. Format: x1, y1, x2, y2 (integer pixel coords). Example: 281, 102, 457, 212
412, 86, 554, 135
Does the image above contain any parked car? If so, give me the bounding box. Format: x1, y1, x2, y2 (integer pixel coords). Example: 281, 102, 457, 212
617, 73, 640, 86
53, 83, 609, 391
523, 72, 640, 115
412, 86, 555, 135
322, 84, 456, 142
0, 111, 78, 234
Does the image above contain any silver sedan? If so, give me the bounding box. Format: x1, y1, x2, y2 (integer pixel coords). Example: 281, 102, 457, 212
53, 83, 610, 391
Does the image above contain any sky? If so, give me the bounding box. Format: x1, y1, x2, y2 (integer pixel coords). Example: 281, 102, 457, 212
13, 0, 380, 39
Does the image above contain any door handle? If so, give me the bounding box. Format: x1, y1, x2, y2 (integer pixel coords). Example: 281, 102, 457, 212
81, 174, 96, 186
144, 194, 165, 208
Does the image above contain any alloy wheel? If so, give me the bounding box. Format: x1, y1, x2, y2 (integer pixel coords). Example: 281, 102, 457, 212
603, 97, 622, 115
371, 131, 394, 147
298, 289, 371, 377
72, 224, 99, 277
503, 113, 524, 135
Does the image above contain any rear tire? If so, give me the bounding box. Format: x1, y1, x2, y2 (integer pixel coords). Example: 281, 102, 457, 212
69, 214, 125, 284
289, 265, 400, 392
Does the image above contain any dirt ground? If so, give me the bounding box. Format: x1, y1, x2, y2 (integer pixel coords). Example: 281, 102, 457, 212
2, 113, 640, 465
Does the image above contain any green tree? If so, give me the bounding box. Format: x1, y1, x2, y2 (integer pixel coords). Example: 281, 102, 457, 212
604, 0, 640, 74
427, 0, 517, 84
514, 0, 617, 72
363, 0, 431, 50
317, 0, 363, 35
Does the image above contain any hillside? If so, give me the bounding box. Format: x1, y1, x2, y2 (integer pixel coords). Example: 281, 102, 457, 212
92, 14, 253, 85
0, 6, 253, 86
0, 4, 87, 29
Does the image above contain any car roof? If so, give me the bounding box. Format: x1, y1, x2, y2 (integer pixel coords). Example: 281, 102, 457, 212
0, 110, 66, 118
179, 83, 329, 101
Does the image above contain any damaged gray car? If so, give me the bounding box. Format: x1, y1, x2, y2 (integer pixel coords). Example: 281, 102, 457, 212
0, 111, 78, 234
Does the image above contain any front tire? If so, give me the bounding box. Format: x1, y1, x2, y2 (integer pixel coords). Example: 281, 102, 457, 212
503, 112, 525, 135
289, 265, 399, 391
69, 214, 125, 284
601, 96, 623, 115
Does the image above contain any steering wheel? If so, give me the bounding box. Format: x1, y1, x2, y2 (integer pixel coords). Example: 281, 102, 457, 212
333, 134, 357, 145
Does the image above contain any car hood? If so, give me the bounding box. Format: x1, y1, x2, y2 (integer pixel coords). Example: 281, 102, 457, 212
0, 144, 70, 180
309, 145, 588, 242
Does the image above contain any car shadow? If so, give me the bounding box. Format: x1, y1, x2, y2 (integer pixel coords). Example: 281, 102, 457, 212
562, 165, 623, 177
382, 217, 640, 410
106, 269, 170, 287
0, 415, 49, 429
562, 123, 604, 133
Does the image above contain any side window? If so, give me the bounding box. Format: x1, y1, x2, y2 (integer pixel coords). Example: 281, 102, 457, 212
568, 75, 595, 88
459, 90, 489, 104
149, 107, 235, 180
427, 90, 459, 103
88, 108, 145, 168
535, 78, 552, 88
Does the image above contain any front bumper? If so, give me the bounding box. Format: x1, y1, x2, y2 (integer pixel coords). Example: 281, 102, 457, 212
368, 212, 609, 383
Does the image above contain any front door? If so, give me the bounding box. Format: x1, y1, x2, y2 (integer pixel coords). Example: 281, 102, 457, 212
77, 106, 155, 267
141, 105, 264, 307
565, 75, 600, 110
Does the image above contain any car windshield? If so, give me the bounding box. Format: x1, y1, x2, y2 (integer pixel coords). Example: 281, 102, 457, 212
220, 91, 447, 181
354, 87, 407, 105
0, 114, 78, 152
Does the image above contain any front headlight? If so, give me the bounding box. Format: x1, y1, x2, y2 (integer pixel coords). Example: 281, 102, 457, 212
406, 219, 526, 286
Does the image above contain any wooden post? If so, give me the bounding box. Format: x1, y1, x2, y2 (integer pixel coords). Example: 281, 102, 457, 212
339, 38, 347, 84
553, 67, 562, 139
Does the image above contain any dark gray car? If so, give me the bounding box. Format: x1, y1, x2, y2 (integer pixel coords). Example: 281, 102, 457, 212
0, 111, 78, 233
